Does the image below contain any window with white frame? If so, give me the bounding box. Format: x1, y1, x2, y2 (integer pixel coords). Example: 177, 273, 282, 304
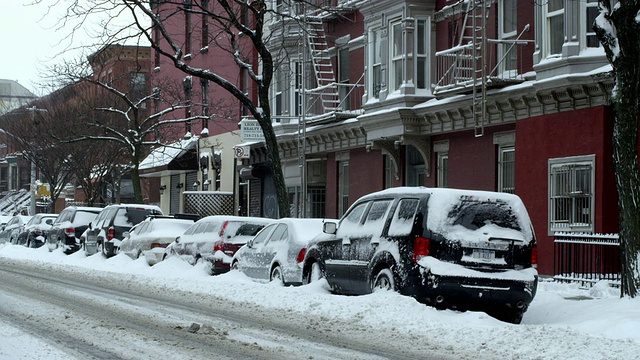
545, 0, 564, 56
370, 28, 382, 98
391, 21, 404, 92
437, 153, 448, 188
548, 155, 595, 233
499, 0, 518, 72
416, 19, 428, 90
274, 66, 284, 120
338, 47, 350, 110
585, 0, 600, 48
384, 155, 395, 189
338, 160, 350, 217
498, 146, 515, 193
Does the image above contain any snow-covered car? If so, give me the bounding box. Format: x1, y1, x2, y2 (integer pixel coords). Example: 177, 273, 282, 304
84, 204, 163, 258
47, 206, 102, 254
0, 215, 32, 244
209, 221, 274, 275
120, 215, 198, 266
17, 213, 58, 248
231, 218, 331, 285
302, 187, 539, 324
165, 215, 273, 271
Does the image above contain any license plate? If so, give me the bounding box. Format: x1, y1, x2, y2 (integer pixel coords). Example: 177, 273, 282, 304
472, 249, 495, 261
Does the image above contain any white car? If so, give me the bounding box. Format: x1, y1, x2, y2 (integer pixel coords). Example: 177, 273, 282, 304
231, 218, 332, 285
120, 216, 197, 265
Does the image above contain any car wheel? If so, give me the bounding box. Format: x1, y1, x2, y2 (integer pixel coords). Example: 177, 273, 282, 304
270, 265, 285, 285
305, 261, 325, 284
372, 268, 395, 292
99, 242, 108, 257
162, 253, 168, 261
231, 261, 239, 271
488, 307, 525, 325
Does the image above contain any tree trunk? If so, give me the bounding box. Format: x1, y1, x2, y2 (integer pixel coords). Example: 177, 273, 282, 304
596, 2, 640, 297
612, 64, 640, 297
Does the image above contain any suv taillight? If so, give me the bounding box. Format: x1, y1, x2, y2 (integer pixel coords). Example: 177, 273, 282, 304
413, 236, 430, 262
107, 227, 115, 241
296, 248, 307, 263
219, 221, 229, 237
531, 244, 538, 269
150, 243, 168, 249
64, 228, 75, 237
213, 240, 223, 252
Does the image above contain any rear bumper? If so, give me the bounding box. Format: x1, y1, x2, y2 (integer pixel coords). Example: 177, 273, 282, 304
402, 266, 538, 311
143, 248, 164, 266
203, 251, 233, 275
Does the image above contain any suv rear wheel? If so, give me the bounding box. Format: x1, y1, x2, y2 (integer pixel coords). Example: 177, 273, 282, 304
372, 268, 395, 292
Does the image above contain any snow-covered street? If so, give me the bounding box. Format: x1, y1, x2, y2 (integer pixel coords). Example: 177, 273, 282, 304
0, 243, 639, 360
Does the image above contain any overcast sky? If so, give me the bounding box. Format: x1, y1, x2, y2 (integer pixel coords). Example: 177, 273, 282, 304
0, 2, 70, 95
0, 1, 145, 96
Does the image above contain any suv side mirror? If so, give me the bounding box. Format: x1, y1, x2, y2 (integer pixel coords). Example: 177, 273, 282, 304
123, 231, 130, 239
323, 222, 337, 235
247, 239, 254, 248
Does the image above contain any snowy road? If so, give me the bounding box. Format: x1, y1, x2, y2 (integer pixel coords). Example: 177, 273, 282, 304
0, 258, 456, 360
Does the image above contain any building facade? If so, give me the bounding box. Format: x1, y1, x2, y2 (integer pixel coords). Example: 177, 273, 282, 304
265, 0, 618, 277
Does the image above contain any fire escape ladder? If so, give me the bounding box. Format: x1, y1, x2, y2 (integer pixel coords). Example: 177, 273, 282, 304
460, 0, 488, 137
305, 16, 340, 113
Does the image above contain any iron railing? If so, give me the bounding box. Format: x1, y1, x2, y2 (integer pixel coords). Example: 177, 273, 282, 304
553, 232, 620, 287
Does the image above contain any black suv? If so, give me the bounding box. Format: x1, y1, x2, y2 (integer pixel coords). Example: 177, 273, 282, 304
84, 204, 163, 258
47, 206, 103, 254
303, 187, 538, 324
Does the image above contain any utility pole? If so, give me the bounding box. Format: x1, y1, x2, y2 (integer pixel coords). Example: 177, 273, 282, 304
26, 106, 47, 215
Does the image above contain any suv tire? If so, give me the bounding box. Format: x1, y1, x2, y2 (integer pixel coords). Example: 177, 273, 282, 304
372, 268, 395, 292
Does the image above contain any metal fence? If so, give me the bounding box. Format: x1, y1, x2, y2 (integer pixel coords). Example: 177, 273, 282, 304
553, 232, 620, 287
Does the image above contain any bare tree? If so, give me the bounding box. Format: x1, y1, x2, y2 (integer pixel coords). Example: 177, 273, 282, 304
52, 48, 214, 203
127, 0, 292, 217
594, 0, 640, 297
0, 86, 79, 212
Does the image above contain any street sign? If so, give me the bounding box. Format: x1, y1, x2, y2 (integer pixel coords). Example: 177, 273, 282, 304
240, 119, 265, 142
234, 145, 250, 159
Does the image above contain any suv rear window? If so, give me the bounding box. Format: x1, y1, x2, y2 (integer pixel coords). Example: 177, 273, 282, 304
449, 199, 522, 232
427, 192, 533, 241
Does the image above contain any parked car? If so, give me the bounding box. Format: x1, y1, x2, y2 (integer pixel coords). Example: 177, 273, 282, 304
120, 214, 199, 266
231, 218, 330, 285
47, 206, 102, 254
84, 204, 163, 258
0, 215, 32, 244
0, 215, 12, 229
302, 187, 539, 324
166, 215, 273, 271
17, 213, 58, 248
209, 221, 276, 275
